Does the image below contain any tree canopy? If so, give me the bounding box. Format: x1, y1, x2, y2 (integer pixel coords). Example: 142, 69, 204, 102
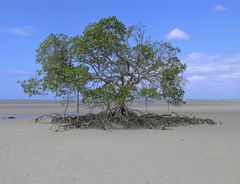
19, 16, 186, 114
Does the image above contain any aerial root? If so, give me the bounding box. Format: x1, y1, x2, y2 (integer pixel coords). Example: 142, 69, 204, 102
35, 109, 219, 131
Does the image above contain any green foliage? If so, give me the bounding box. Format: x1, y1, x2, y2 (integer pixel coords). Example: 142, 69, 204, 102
140, 88, 161, 100
161, 65, 186, 105
19, 78, 44, 97
83, 84, 116, 106
19, 16, 186, 109
18, 33, 90, 97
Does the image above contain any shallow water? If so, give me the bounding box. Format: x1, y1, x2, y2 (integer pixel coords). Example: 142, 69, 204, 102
0, 114, 41, 120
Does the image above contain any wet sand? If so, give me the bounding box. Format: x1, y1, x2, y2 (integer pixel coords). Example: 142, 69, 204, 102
0, 100, 240, 184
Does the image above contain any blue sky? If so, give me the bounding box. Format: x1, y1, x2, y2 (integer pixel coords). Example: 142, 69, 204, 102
0, 0, 239, 99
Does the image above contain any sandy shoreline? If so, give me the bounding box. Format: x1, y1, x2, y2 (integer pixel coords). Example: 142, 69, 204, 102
0, 100, 240, 184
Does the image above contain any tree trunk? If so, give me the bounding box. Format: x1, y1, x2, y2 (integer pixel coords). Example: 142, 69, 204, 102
120, 104, 127, 116
145, 98, 148, 113
106, 102, 110, 111
64, 95, 70, 115
77, 92, 80, 122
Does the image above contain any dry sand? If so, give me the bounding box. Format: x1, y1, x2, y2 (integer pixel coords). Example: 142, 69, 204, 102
0, 100, 240, 184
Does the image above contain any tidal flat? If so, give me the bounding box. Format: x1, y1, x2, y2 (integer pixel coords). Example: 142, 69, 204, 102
0, 100, 239, 184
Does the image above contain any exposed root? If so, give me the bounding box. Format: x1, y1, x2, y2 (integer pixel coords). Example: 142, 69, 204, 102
35, 108, 219, 131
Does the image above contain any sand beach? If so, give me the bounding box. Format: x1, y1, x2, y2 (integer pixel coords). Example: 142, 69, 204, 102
0, 100, 239, 184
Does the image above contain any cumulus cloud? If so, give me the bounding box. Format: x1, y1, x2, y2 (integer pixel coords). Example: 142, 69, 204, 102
183, 52, 240, 74
165, 28, 190, 40
213, 4, 228, 12
183, 52, 240, 84
183, 52, 240, 98
0, 26, 35, 36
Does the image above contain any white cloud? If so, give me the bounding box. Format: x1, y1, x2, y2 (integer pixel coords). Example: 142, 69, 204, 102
183, 52, 240, 74
187, 75, 207, 82
0, 26, 35, 36
217, 72, 240, 80
184, 52, 205, 62
183, 52, 240, 94
166, 28, 190, 40
187, 65, 216, 73
214, 4, 228, 12
184, 52, 222, 63
0, 69, 33, 76
184, 52, 240, 98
